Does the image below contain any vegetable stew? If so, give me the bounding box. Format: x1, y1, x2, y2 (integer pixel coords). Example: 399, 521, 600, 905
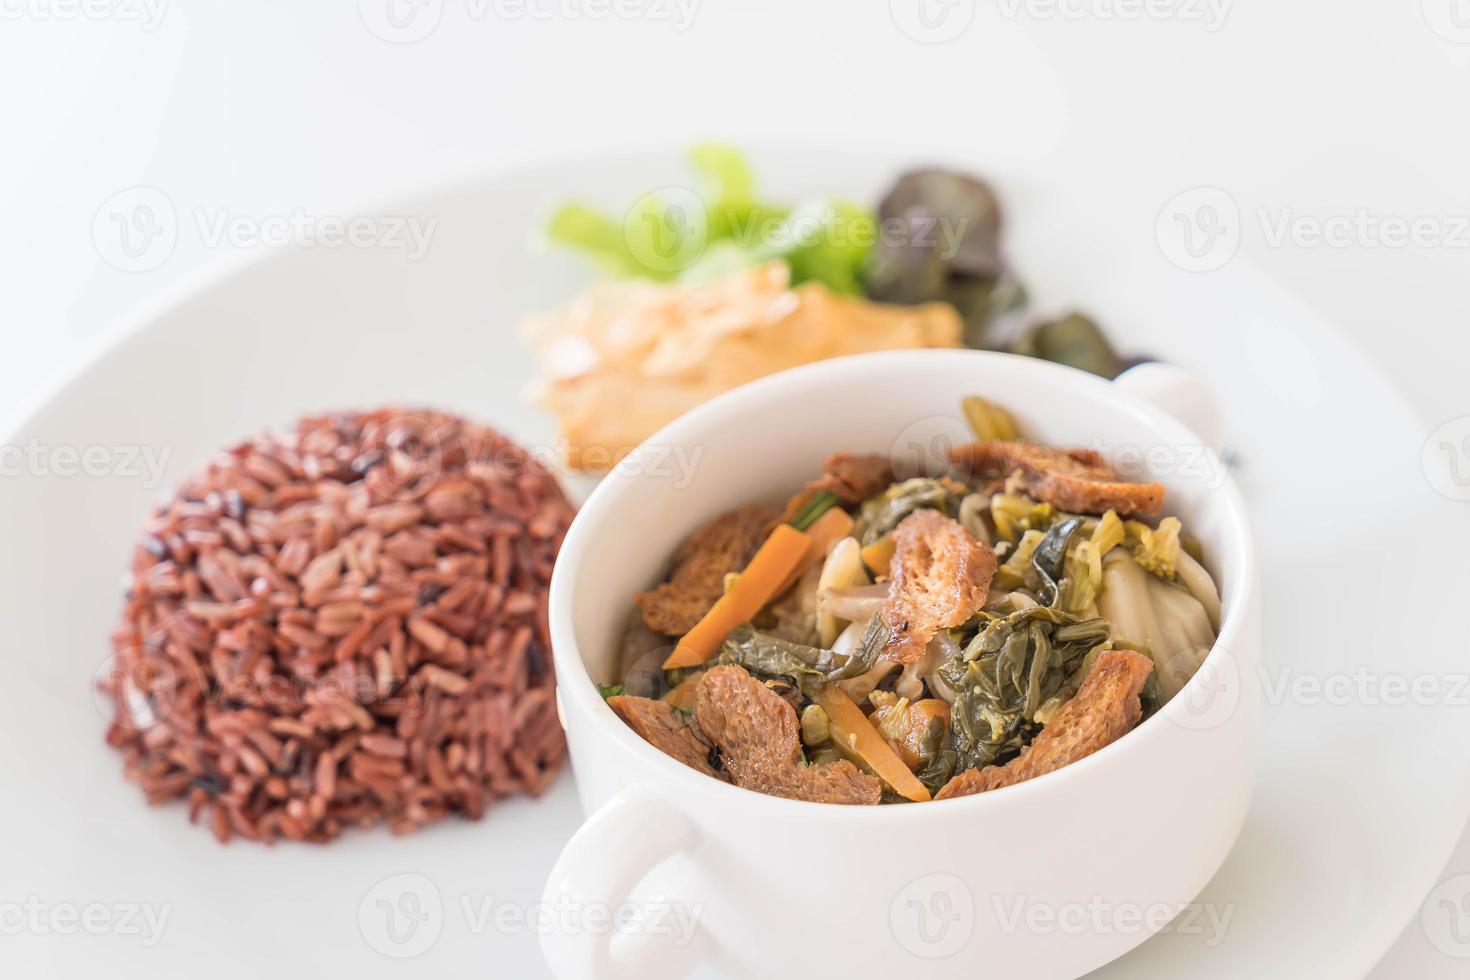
603, 397, 1223, 804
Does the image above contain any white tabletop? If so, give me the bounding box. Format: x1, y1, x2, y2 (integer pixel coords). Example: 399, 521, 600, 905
2, 3, 1467, 975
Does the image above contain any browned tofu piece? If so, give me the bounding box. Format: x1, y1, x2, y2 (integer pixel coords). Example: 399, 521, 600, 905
935, 648, 1154, 799
522, 263, 964, 473
634, 505, 778, 636
951, 441, 1165, 517
608, 695, 722, 779
694, 665, 881, 805
880, 509, 995, 664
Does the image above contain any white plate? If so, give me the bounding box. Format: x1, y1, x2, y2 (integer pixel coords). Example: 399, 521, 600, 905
2, 149, 1464, 979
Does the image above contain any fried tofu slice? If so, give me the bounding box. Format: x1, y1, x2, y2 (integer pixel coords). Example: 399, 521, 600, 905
522, 263, 963, 473
880, 509, 995, 664
805, 452, 895, 504
635, 505, 779, 636
695, 665, 881, 805
951, 441, 1165, 517
935, 648, 1154, 799
608, 695, 722, 779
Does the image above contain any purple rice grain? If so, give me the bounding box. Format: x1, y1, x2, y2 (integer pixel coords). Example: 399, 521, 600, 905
101, 408, 574, 844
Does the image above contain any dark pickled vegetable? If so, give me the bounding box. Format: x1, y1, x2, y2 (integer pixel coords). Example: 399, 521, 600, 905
1011, 313, 1127, 379
866, 169, 1026, 348
1030, 516, 1083, 607
854, 477, 964, 546
937, 606, 1110, 771
717, 621, 887, 698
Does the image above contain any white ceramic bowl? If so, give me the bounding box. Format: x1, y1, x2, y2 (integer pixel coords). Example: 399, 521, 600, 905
543, 349, 1259, 980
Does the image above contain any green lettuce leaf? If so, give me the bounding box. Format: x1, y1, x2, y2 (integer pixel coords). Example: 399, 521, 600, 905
545, 144, 875, 295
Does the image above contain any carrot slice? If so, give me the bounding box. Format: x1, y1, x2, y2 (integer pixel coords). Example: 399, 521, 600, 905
663, 523, 812, 669
774, 507, 854, 595
860, 536, 896, 577
815, 685, 932, 802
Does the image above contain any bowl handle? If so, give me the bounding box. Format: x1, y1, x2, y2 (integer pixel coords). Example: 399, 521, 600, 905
1112, 362, 1224, 456
541, 785, 706, 980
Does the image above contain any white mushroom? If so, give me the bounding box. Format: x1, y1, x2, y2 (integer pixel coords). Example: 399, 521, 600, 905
957, 492, 992, 546
816, 536, 873, 647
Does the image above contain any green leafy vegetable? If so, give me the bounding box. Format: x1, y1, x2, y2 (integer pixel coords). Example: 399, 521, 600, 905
1091, 510, 1125, 554
992, 528, 1043, 593
789, 490, 840, 532
546, 205, 634, 277
718, 622, 887, 699
1131, 516, 1183, 580
855, 478, 963, 546
938, 606, 1111, 771
596, 683, 626, 700
688, 143, 757, 239
989, 493, 1056, 545
779, 201, 876, 297
1059, 511, 1124, 614
916, 747, 959, 795
546, 145, 875, 295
